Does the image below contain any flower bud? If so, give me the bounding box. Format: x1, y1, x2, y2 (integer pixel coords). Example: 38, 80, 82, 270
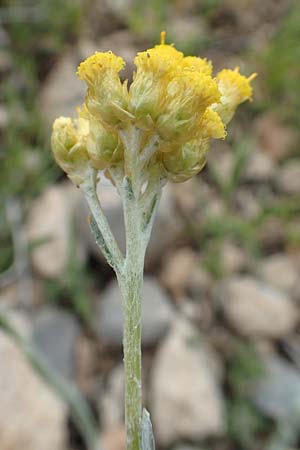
129, 35, 184, 125
77, 51, 128, 126
51, 117, 90, 185
157, 71, 220, 140
212, 67, 257, 124
87, 120, 123, 169
162, 138, 208, 182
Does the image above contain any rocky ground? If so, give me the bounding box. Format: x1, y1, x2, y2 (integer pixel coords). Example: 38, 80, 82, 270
1, 1, 300, 450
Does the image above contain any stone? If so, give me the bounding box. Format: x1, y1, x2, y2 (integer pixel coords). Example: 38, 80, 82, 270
99, 364, 124, 430
172, 178, 201, 216
277, 161, 300, 195
32, 307, 81, 380
95, 277, 174, 347
39, 52, 86, 129
220, 276, 298, 338
151, 318, 225, 445
0, 330, 67, 450
77, 181, 178, 268
219, 241, 248, 274
251, 355, 300, 420
160, 248, 198, 300
259, 217, 285, 250
259, 254, 299, 296
26, 183, 86, 278
254, 113, 294, 162
76, 335, 97, 395
101, 426, 126, 450
244, 150, 275, 182
0, 279, 45, 308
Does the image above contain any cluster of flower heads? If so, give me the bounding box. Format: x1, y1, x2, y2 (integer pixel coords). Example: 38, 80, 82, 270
52, 32, 256, 185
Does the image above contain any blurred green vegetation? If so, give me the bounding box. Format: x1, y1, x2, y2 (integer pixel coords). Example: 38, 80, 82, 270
262, 3, 300, 123
226, 343, 271, 450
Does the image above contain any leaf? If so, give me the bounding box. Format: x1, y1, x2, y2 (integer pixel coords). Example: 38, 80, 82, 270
140, 408, 156, 450
89, 213, 115, 268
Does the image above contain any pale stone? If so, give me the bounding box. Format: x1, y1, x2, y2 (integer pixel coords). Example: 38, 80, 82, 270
277, 161, 300, 195
0, 331, 67, 450
252, 355, 300, 420
244, 150, 275, 182
151, 318, 225, 445
221, 276, 298, 338
160, 248, 198, 299
26, 183, 86, 278
259, 254, 299, 295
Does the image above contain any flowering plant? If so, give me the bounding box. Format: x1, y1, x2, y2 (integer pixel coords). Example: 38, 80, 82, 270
51, 32, 255, 450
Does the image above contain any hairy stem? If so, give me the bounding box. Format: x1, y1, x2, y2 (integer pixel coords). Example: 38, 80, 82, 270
121, 175, 144, 450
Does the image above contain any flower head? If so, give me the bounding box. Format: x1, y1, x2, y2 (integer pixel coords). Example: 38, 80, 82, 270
51, 33, 256, 185
212, 67, 257, 124
77, 51, 128, 126
51, 115, 90, 185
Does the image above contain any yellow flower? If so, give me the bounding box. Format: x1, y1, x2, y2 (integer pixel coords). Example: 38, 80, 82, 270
129, 33, 183, 124
199, 108, 226, 139
162, 138, 208, 182
134, 32, 183, 77
156, 70, 220, 140
77, 51, 125, 87
161, 109, 225, 182
77, 51, 128, 126
51, 116, 90, 185
181, 56, 213, 76
212, 67, 257, 124
51, 32, 256, 184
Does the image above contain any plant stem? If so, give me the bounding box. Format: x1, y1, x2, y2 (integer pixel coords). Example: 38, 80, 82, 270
122, 264, 143, 450
82, 127, 162, 450
121, 176, 144, 450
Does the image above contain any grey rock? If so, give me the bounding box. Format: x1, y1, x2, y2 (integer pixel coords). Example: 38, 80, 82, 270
38, 41, 100, 128
244, 150, 275, 182
220, 276, 298, 338
32, 307, 81, 380
99, 364, 124, 430
259, 254, 299, 296
160, 247, 198, 300
277, 161, 300, 195
95, 277, 175, 346
251, 356, 300, 420
0, 329, 67, 450
39, 52, 86, 129
26, 183, 86, 278
219, 240, 248, 274
151, 318, 225, 445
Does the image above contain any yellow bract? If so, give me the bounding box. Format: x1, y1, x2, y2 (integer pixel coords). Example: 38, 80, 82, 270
213, 67, 257, 124
181, 56, 212, 76
77, 51, 125, 87
51, 33, 256, 185
51, 116, 90, 185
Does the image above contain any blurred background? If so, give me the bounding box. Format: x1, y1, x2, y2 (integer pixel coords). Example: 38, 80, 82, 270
0, 0, 300, 449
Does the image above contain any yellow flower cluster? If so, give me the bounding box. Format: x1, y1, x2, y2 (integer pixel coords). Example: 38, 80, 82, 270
51, 32, 256, 184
